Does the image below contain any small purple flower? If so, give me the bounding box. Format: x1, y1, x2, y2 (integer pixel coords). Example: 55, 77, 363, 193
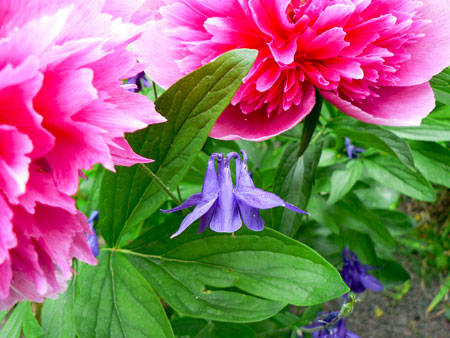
87, 211, 99, 257
345, 138, 365, 160
340, 247, 383, 294
162, 150, 308, 238
125, 72, 151, 93
303, 312, 360, 338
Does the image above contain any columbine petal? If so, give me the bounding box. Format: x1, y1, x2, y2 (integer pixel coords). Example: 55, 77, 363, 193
360, 273, 384, 293
340, 247, 383, 294
171, 197, 218, 238
161, 193, 202, 213
209, 154, 242, 233
235, 186, 308, 214
166, 154, 223, 237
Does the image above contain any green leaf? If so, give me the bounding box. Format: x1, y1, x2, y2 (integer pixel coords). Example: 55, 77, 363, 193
363, 155, 436, 202
327, 160, 363, 204
22, 303, 44, 338
430, 67, 450, 105
384, 118, 450, 141
272, 140, 323, 237
41, 281, 76, 338
409, 141, 450, 188
375, 209, 416, 237
343, 230, 379, 268
0, 309, 9, 322
98, 49, 257, 246
123, 224, 348, 323
427, 277, 450, 312
171, 318, 257, 338
0, 302, 25, 338
328, 193, 396, 248
377, 260, 410, 289
73, 251, 174, 338
327, 117, 415, 169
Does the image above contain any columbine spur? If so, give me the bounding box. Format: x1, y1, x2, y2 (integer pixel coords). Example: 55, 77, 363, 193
162, 150, 308, 238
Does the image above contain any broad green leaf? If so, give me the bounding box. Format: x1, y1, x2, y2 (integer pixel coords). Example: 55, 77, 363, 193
429, 105, 450, 121
375, 209, 416, 237
22, 303, 43, 338
307, 194, 339, 234
124, 224, 348, 323
377, 260, 410, 289
384, 118, 450, 141
363, 155, 436, 202
98, 49, 257, 246
327, 117, 415, 169
430, 67, 450, 105
0, 309, 9, 322
327, 160, 363, 204
409, 141, 450, 188
0, 302, 25, 338
272, 140, 323, 237
171, 318, 257, 338
328, 193, 395, 248
73, 251, 174, 338
41, 281, 76, 338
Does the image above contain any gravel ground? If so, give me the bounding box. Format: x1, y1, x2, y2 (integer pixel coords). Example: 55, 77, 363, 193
348, 263, 449, 338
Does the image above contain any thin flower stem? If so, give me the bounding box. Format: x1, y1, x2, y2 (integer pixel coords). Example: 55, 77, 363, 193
299, 314, 344, 333
152, 81, 158, 100
177, 185, 182, 201
138, 163, 182, 205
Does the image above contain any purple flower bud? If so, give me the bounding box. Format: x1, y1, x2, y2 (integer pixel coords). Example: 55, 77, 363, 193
344, 138, 365, 160
162, 150, 308, 238
125, 72, 151, 93
340, 247, 383, 294
87, 211, 99, 257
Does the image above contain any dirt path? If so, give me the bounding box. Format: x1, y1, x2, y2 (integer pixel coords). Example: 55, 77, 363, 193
348, 260, 449, 338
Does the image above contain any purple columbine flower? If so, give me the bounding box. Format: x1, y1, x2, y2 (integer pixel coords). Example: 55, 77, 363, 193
344, 138, 365, 160
162, 150, 308, 238
125, 72, 151, 93
302, 312, 360, 338
340, 247, 383, 294
87, 210, 99, 257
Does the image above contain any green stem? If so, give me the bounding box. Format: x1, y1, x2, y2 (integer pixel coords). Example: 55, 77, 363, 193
297, 90, 323, 158
152, 81, 158, 100
138, 163, 182, 205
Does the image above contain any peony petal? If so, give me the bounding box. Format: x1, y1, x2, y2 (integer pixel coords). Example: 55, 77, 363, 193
133, 19, 185, 89
321, 83, 436, 126
395, 0, 450, 86
211, 83, 316, 141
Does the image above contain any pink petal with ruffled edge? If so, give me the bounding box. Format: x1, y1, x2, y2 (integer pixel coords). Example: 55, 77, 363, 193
0, 0, 165, 309
395, 0, 450, 86
0, 126, 32, 202
135, 0, 446, 139
211, 83, 315, 141
321, 82, 435, 126
133, 19, 185, 89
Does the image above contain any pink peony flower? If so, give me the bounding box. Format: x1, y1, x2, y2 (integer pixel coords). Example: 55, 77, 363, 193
0, 0, 165, 309
134, 0, 450, 141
